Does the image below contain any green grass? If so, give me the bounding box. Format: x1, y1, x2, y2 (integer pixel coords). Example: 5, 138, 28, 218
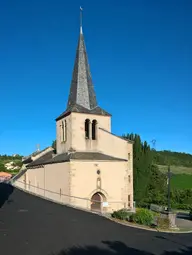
171, 174, 192, 189
158, 165, 192, 175
158, 165, 192, 190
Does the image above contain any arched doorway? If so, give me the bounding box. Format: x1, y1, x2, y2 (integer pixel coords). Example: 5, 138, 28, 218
90, 192, 106, 212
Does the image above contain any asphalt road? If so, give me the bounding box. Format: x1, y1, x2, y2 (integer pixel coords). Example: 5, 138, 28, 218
0, 184, 192, 255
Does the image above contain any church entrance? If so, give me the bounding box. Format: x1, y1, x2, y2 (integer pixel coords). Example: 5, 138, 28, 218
90, 192, 106, 213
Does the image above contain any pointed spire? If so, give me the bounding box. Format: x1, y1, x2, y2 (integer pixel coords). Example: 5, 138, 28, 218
67, 8, 97, 110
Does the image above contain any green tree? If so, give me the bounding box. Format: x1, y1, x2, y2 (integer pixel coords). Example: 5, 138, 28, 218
52, 140, 56, 149
123, 133, 168, 207
144, 164, 167, 205
0, 162, 6, 171
123, 134, 152, 203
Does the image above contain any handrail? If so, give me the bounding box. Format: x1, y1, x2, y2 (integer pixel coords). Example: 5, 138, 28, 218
13, 180, 124, 204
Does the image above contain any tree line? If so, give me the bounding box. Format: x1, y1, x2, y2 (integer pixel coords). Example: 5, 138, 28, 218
154, 150, 192, 167
123, 134, 192, 210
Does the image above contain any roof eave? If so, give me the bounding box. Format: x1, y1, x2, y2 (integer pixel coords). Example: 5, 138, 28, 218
55, 111, 72, 121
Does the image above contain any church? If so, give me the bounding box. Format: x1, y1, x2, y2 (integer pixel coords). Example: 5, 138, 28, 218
15, 18, 134, 213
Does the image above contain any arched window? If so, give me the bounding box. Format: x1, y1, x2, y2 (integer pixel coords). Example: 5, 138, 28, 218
64, 120, 67, 142
60, 120, 67, 142
128, 194, 131, 207
97, 177, 101, 189
92, 119, 97, 140
85, 119, 90, 139
61, 121, 64, 142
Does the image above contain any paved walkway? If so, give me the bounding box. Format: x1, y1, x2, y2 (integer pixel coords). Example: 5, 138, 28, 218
176, 212, 192, 230
0, 184, 192, 255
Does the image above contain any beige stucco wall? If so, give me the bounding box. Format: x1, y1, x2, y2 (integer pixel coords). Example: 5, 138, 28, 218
25, 167, 45, 197
70, 160, 133, 212
98, 129, 133, 160
14, 171, 27, 190
14, 157, 133, 213
15, 162, 70, 204
44, 163, 70, 204
56, 112, 111, 153
15, 110, 133, 214
56, 112, 133, 161
56, 114, 73, 154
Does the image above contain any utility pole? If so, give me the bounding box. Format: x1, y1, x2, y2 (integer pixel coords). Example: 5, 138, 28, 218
150, 139, 156, 165
151, 139, 156, 150
36, 144, 40, 152
167, 164, 171, 212
166, 164, 178, 229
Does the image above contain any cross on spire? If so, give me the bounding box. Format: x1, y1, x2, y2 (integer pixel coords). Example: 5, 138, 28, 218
80, 6, 83, 34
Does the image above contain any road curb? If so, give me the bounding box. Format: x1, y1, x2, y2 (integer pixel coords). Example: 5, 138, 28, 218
105, 216, 192, 234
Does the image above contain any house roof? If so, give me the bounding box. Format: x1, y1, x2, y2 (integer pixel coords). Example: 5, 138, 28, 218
22, 147, 53, 163
27, 151, 127, 168
0, 172, 12, 177
26, 151, 54, 167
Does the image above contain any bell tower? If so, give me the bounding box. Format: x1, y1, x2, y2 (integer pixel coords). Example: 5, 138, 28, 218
55, 8, 111, 155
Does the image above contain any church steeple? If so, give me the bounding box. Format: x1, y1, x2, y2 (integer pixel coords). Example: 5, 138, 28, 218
56, 8, 111, 122
67, 8, 97, 110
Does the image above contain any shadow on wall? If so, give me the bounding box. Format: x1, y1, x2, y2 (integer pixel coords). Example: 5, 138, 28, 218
0, 183, 14, 208
49, 241, 192, 255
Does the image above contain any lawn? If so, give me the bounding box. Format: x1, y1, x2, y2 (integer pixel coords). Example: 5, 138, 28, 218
158, 165, 192, 189
158, 165, 192, 175
171, 174, 192, 189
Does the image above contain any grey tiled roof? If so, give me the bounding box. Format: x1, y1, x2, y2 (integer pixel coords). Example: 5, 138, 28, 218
71, 152, 127, 161
27, 151, 54, 167
27, 151, 127, 168
22, 147, 52, 163
55, 31, 111, 121
67, 32, 97, 110
56, 104, 111, 121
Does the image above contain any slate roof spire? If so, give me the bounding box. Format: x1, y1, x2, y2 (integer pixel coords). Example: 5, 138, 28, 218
67, 7, 97, 110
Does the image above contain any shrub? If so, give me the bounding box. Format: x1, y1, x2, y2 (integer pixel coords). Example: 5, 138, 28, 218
111, 209, 133, 221
136, 202, 150, 209
172, 203, 192, 211
156, 217, 170, 229
130, 208, 154, 226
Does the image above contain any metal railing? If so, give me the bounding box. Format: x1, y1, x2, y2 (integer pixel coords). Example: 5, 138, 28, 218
13, 180, 126, 214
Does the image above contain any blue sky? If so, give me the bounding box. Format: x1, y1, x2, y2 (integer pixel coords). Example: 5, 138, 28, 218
0, 0, 191, 156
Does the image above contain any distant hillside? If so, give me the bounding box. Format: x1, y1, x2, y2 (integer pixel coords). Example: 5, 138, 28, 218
0, 154, 22, 173
154, 150, 192, 168
158, 164, 192, 175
